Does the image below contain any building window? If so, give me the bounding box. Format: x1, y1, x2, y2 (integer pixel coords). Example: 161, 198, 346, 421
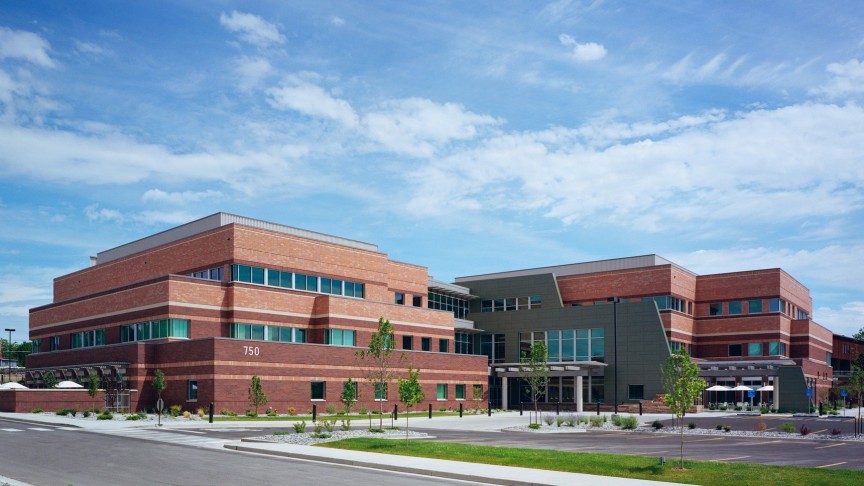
769, 298, 784, 313
728, 301, 742, 315
230, 264, 362, 298
628, 384, 644, 401
748, 300, 763, 314
428, 292, 470, 319
49, 336, 60, 351
189, 266, 224, 281
374, 383, 387, 401
395, 292, 405, 305
229, 323, 304, 343
403, 336, 413, 350
437, 384, 447, 400
472, 384, 483, 400
709, 303, 722, 316
748, 342, 762, 356
311, 381, 326, 400
455, 384, 465, 400
480, 334, 506, 363
325, 329, 355, 346
412, 295, 422, 307
187, 380, 198, 401
826, 352, 832, 364
530, 296, 542, 309
670, 341, 688, 354
71, 329, 105, 349
421, 337, 431, 351
122, 319, 190, 343
796, 309, 809, 320
32, 339, 41, 353
481, 296, 541, 312
728, 344, 742, 357
768, 341, 786, 356
439, 339, 448, 353
455, 333, 472, 354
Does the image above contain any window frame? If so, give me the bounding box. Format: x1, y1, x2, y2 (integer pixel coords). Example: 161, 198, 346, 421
187, 380, 198, 402
311, 381, 326, 401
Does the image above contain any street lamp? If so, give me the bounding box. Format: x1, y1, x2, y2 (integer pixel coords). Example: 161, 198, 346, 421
607, 297, 620, 414
4, 328, 14, 384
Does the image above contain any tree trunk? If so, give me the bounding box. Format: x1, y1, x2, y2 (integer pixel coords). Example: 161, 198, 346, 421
679, 414, 685, 468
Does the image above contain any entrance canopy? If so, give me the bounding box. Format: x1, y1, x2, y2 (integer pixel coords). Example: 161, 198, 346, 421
491, 361, 607, 412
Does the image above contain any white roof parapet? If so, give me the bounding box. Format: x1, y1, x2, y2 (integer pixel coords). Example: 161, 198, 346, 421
96, 212, 379, 264
427, 277, 478, 298
455, 254, 695, 283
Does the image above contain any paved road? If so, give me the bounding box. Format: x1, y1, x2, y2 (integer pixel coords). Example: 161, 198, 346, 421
0, 417, 487, 486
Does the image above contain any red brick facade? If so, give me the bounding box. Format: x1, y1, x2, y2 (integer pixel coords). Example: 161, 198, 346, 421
26, 216, 488, 413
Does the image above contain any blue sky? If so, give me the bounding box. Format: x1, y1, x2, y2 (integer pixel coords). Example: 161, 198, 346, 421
1, 1, 864, 343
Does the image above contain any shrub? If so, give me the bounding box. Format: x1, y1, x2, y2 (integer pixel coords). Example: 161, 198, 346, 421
336, 410, 346, 416
313, 423, 323, 435
543, 415, 555, 426
778, 422, 795, 433
368, 427, 385, 433
245, 410, 258, 417
325, 404, 337, 415
722, 425, 731, 432
589, 415, 605, 427
324, 419, 336, 433
831, 428, 842, 436
137, 410, 147, 419
757, 421, 768, 432
715, 424, 724, 431
556, 417, 565, 427
708, 403, 716, 410
56, 408, 77, 417
340, 419, 351, 431
800, 424, 810, 436
651, 420, 663, 430
266, 410, 278, 417
563, 415, 576, 427
97, 411, 113, 420
287, 407, 297, 416
83, 410, 91, 418
611, 415, 623, 426
734, 405, 743, 411
31, 408, 44, 414
688, 422, 697, 429
439, 407, 448, 412
169, 405, 182, 417
273, 431, 290, 436
196, 407, 205, 418
125, 414, 142, 421
719, 405, 728, 411
311, 433, 331, 439
619, 416, 639, 430
293, 420, 307, 433
386, 425, 400, 430
358, 405, 368, 414
577, 415, 589, 425
760, 406, 769, 414
528, 423, 541, 429
371, 410, 381, 415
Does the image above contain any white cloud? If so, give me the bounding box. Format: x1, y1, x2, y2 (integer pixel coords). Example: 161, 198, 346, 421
813, 59, 864, 99
219, 11, 285, 47
142, 189, 222, 204
813, 302, 864, 337
331, 16, 346, 27
84, 204, 123, 223
362, 98, 502, 157
559, 34, 607, 62
233, 56, 273, 91
267, 74, 359, 127
0, 266, 59, 318
74, 40, 109, 57
84, 205, 201, 226
0, 27, 55, 68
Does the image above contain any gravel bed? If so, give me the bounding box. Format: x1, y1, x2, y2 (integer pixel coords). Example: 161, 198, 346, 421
256, 428, 429, 445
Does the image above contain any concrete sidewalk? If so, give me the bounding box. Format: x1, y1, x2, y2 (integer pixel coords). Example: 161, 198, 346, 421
224, 440, 681, 486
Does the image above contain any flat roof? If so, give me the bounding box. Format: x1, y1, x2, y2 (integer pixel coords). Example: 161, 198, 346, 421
455, 254, 696, 283
96, 212, 379, 264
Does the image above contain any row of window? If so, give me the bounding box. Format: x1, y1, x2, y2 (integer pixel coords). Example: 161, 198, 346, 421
402, 335, 448, 352
455, 332, 472, 354
121, 319, 191, 343
394, 292, 423, 307
708, 298, 807, 319
481, 296, 542, 313
428, 292, 470, 320
71, 329, 105, 349
728, 341, 787, 357
519, 329, 605, 363
231, 264, 365, 299
573, 296, 693, 315
229, 323, 307, 343
188, 266, 224, 281
304, 381, 482, 401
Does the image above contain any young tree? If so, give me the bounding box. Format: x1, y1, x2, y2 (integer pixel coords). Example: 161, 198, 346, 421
520, 341, 549, 425
248, 375, 268, 416
87, 373, 100, 399
341, 378, 358, 415
847, 364, 864, 428
152, 369, 167, 402
42, 369, 58, 389
356, 317, 404, 430
398, 366, 425, 443
661, 351, 706, 469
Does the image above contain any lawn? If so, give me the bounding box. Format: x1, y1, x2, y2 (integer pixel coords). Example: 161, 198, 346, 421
318, 439, 862, 486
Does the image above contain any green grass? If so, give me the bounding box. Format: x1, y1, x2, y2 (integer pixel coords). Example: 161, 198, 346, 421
213, 411, 460, 422
317, 439, 863, 486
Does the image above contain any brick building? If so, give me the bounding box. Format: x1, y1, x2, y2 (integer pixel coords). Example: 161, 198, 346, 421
456, 255, 831, 413
25, 213, 488, 413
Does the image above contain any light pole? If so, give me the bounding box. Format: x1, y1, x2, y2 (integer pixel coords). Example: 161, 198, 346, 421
607, 297, 620, 414
4, 328, 14, 384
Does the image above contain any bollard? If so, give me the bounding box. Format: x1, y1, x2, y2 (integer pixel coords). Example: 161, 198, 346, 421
208, 402, 214, 424
488, 402, 492, 416
520, 402, 523, 416
459, 403, 463, 418
556, 401, 560, 415
596, 402, 600, 416
639, 402, 643, 416
818, 401, 824, 416
394, 404, 398, 421
312, 404, 317, 422
429, 403, 432, 419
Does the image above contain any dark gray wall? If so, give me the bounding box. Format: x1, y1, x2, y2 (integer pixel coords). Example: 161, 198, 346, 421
464, 274, 672, 404
778, 366, 810, 413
